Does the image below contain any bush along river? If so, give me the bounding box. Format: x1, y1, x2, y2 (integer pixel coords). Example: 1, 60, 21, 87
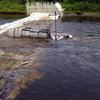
0, 19, 100, 100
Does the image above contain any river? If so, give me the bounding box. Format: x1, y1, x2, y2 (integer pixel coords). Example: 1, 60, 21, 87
16, 21, 100, 100
0, 18, 17, 25
0, 14, 26, 25
0, 20, 100, 100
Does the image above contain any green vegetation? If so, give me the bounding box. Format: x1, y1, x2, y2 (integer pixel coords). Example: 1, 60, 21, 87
61, 1, 100, 13
0, 0, 100, 15
61, 1, 100, 21
0, 0, 26, 13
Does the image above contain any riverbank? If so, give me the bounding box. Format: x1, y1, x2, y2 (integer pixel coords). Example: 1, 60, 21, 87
0, 1, 100, 21
61, 12, 100, 21
0, 1, 100, 14
61, 2, 100, 21
61, 2, 100, 12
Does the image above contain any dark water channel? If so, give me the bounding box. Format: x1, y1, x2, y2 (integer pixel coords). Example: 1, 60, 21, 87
14, 21, 100, 100
0, 14, 26, 25
0, 18, 17, 25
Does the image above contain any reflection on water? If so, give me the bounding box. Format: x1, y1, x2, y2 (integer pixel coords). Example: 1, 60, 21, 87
4, 21, 100, 100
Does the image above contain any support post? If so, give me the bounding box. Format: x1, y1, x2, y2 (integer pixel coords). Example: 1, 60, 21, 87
55, 11, 57, 41
13, 28, 15, 38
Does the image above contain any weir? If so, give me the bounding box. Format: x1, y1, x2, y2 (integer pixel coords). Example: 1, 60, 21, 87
0, 2, 63, 39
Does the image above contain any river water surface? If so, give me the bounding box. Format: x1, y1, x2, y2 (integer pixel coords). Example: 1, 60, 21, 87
15, 21, 100, 100
0, 20, 100, 100
0, 18, 17, 25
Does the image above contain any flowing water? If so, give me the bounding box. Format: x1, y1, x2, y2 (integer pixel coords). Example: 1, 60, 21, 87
14, 21, 100, 100
0, 14, 26, 25
0, 20, 100, 100
0, 18, 17, 25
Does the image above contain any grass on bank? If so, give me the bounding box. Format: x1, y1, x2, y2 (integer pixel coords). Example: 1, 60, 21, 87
61, 2, 100, 13
0, 0, 26, 13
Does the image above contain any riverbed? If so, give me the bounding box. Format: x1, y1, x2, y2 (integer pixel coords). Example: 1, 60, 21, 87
0, 20, 100, 100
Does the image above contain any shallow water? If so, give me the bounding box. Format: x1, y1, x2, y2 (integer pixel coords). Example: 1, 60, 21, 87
1, 20, 100, 100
